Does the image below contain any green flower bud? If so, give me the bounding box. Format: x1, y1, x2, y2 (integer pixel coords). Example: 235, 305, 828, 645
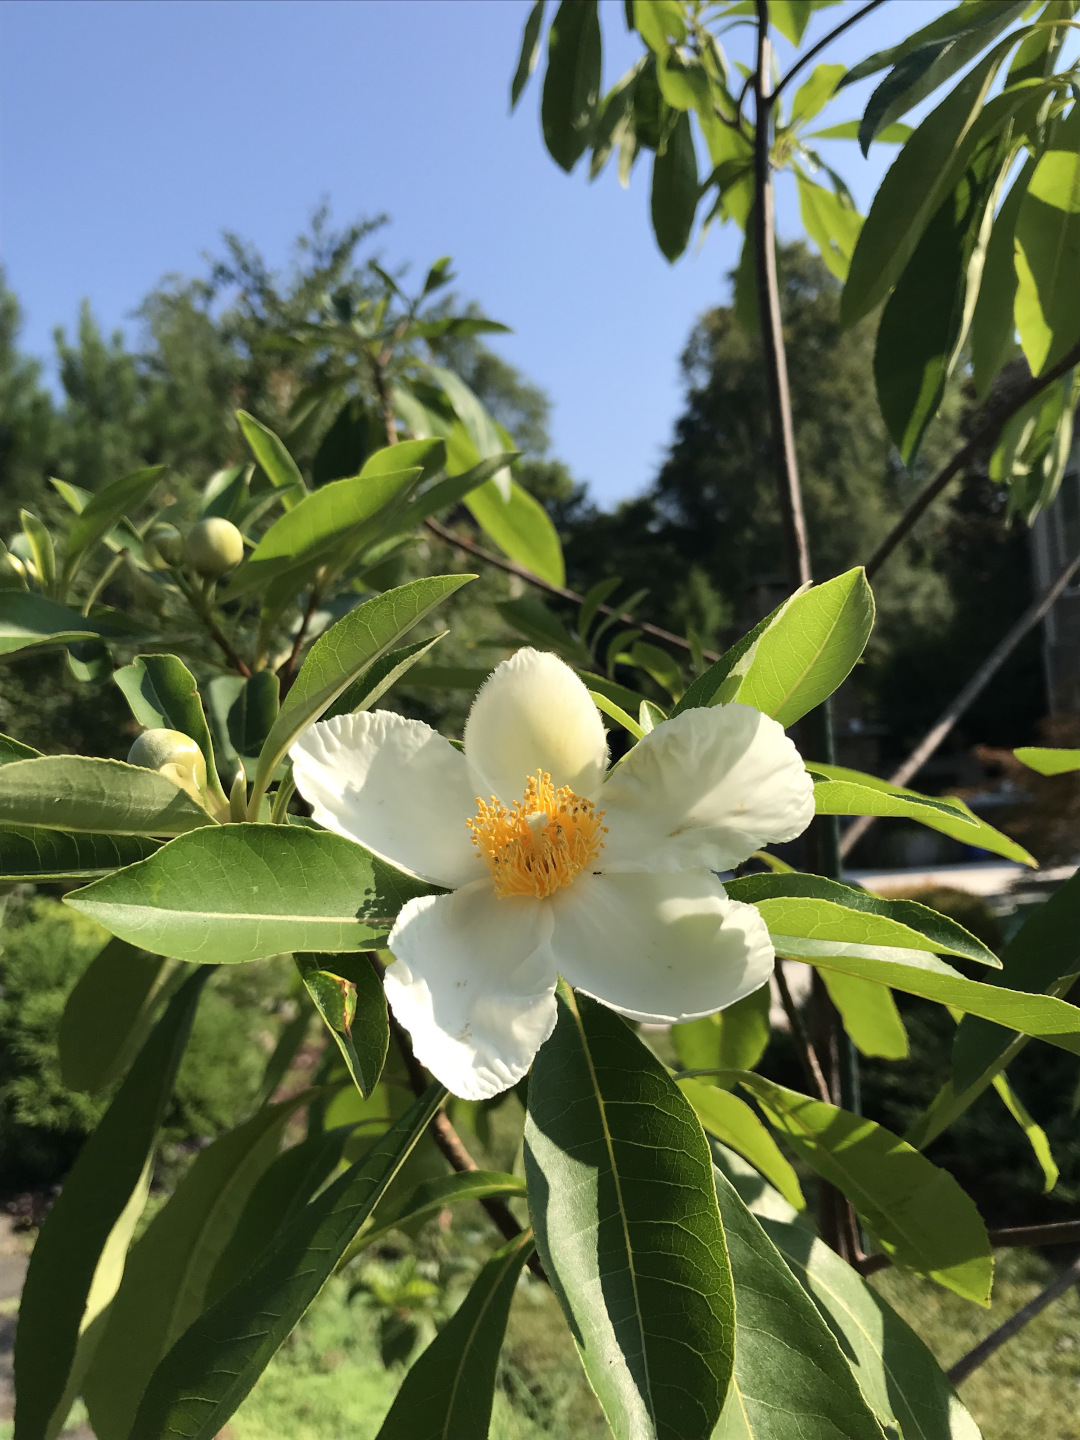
128, 728, 208, 800
144, 522, 184, 569
185, 517, 245, 576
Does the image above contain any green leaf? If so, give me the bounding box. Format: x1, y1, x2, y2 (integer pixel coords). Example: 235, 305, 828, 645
464, 476, 566, 587
387, 451, 518, 535
129, 1084, 445, 1439
789, 63, 846, 127
725, 871, 1000, 967
840, 1, 1027, 89
0, 756, 213, 836
992, 1072, 1058, 1193
61, 465, 165, 589
856, 2, 1028, 153
199, 464, 250, 521
874, 146, 1002, 464
375, 1229, 535, 1440
768, 0, 826, 45
524, 987, 734, 1440
1015, 744, 1080, 774
1014, 107, 1080, 375
342, 1170, 527, 1268
223, 466, 421, 599
810, 764, 1036, 865
311, 398, 375, 485
66, 824, 434, 964
711, 1166, 887, 1440
0, 826, 160, 882
679, 1079, 806, 1212
59, 941, 180, 1093
226, 670, 280, 758
13, 971, 207, 1440
778, 940, 1080, 1065
253, 574, 473, 799
952, 869, 1080, 1090
971, 158, 1032, 397
797, 171, 863, 281
206, 1126, 354, 1303
511, 0, 546, 108
722, 569, 875, 727
736, 1073, 993, 1303
20, 509, 56, 596
821, 970, 909, 1060
83, 1094, 310, 1440
0, 591, 120, 657
296, 952, 388, 1098
114, 654, 225, 802
0, 731, 40, 763
542, 0, 601, 171
671, 984, 771, 1080
651, 109, 698, 261
237, 411, 307, 509
842, 41, 1031, 326
762, 1217, 982, 1440
589, 688, 644, 738
632, 0, 685, 52
322, 633, 445, 721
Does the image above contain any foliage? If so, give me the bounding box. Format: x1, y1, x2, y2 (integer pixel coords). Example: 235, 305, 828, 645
5, 2, 1080, 1436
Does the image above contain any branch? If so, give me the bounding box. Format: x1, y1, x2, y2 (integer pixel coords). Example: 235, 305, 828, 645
839, 545, 1080, 857
858, 1220, 1080, 1279
423, 516, 720, 662
866, 338, 1080, 580
771, 0, 888, 105
277, 582, 322, 692
177, 575, 251, 677
753, 0, 813, 590
379, 971, 547, 1282
947, 1253, 1080, 1386
774, 962, 832, 1105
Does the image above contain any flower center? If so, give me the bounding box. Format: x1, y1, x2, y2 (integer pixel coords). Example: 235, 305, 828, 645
467, 770, 607, 899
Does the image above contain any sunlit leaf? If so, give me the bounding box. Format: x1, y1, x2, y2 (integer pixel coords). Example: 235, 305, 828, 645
65, 825, 435, 965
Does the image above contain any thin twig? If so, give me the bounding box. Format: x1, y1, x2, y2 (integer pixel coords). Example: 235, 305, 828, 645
947, 1253, 1080, 1386
278, 583, 322, 691
771, 0, 888, 104
423, 516, 720, 662
177, 574, 252, 677
839, 546, 1080, 857
774, 962, 832, 1105
374, 961, 547, 1281
866, 338, 1080, 580
858, 1220, 1080, 1278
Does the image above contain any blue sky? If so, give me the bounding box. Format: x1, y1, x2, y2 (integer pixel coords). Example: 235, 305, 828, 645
0, 0, 946, 505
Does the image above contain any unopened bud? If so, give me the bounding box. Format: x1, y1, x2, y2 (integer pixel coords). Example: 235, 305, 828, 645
128, 728, 208, 800
144, 523, 184, 570
185, 518, 245, 577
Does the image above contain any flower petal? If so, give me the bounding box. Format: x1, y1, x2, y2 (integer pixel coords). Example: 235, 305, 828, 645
550, 870, 774, 1024
385, 882, 557, 1100
289, 711, 483, 888
600, 703, 814, 873
464, 648, 608, 803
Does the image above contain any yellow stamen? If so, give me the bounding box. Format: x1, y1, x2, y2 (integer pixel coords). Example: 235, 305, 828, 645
467, 770, 607, 899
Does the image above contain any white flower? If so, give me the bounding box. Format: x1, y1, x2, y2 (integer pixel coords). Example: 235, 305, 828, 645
290, 648, 815, 1100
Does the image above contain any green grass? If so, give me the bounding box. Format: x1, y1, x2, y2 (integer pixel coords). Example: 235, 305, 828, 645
230, 1245, 1080, 1440
231, 1267, 608, 1440
873, 1249, 1080, 1440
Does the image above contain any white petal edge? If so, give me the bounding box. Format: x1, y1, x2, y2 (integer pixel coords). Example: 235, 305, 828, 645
549, 870, 775, 1024
385, 881, 558, 1100
463, 647, 608, 804
599, 703, 815, 873
289, 711, 483, 888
